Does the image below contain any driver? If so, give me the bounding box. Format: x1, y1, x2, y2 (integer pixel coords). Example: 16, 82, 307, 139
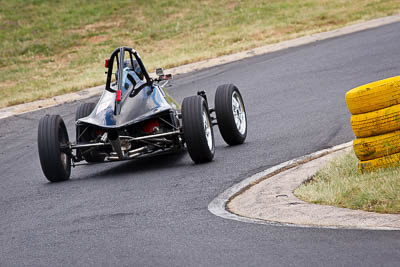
123, 59, 144, 80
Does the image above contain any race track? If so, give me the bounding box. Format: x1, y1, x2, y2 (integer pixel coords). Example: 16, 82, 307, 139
1, 22, 400, 266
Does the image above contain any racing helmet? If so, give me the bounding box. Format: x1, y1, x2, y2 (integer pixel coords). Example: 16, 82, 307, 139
123, 59, 144, 80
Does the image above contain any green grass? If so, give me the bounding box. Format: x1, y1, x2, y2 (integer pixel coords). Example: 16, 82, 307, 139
295, 149, 400, 214
1, 0, 400, 108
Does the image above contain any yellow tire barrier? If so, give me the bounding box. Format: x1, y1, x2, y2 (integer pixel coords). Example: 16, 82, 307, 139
346, 76, 400, 115
353, 130, 400, 161
358, 152, 400, 173
351, 104, 400, 138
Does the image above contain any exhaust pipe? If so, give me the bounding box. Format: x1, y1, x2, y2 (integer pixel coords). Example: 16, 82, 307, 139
107, 146, 148, 161
108, 131, 125, 160
128, 146, 148, 158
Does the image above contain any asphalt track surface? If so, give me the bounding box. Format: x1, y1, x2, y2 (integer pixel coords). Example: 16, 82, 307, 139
1, 22, 400, 266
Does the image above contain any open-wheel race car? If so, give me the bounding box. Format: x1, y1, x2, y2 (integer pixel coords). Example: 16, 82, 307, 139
37, 47, 247, 182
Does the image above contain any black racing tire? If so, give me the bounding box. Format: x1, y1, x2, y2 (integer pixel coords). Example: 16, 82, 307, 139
38, 115, 71, 182
214, 84, 247, 145
75, 102, 96, 121
75, 102, 105, 163
182, 95, 215, 163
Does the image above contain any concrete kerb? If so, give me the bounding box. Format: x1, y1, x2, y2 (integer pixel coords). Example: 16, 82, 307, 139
1, 14, 400, 120
208, 141, 400, 230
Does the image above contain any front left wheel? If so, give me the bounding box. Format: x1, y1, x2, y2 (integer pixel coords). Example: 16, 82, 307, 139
38, 115, 71, 182
75, 103, 105, 163
182, 95, 215, 163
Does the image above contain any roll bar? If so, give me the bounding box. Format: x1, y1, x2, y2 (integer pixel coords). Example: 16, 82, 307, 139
105, 47, 152, 92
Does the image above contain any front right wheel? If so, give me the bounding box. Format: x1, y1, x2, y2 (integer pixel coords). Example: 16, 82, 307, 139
214, 84, 247, 145
182, 95, 215, 163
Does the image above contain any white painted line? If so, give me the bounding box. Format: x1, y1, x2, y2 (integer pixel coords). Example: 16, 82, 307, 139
1, 14, 400, 120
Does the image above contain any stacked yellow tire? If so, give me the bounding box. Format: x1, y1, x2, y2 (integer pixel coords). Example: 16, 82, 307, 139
345, 76, 400, 172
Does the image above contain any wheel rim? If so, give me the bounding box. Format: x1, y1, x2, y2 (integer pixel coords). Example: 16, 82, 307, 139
202, 109, 213, 151
232, 91, 246, 135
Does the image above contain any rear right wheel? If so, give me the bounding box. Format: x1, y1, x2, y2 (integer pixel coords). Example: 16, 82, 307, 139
182, 95, 215, 163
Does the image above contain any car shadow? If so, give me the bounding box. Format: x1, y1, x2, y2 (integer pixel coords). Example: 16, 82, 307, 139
46, 141, 248, 184
69, 150, 188, 181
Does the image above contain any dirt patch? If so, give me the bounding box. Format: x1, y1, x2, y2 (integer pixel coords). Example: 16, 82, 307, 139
87, 35, 108, 44
0, 80, 17, 89
226, 1, 239, 9
168, 13, 185, 20
85, 21, 120, 31
69, 20, 121, 35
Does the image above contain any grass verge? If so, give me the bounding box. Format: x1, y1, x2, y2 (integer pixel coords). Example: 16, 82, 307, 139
295, 149, 400, 214
1, 0, 400, 108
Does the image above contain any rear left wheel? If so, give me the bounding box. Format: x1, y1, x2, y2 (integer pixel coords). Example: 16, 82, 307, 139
38, 115, 71, 182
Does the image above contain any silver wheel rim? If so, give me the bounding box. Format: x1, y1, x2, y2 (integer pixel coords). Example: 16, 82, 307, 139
202, 109, 213, 151
232, 91, 246, 135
